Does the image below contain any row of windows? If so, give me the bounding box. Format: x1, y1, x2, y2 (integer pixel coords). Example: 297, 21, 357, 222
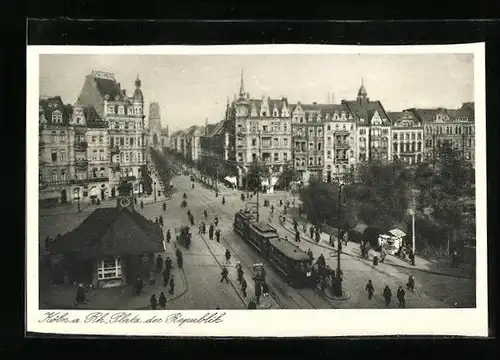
425, 125, 474, 135
243, 137, 290, 148
292, 111, 350, 122
112, 152, 143, 163
239, 152, 290, 163
110, 136, 143, 147
41, 167, 108, 182
393, 142, 423, 153
106, 105, 142, 117
109, 120, 143, 131
295, 156, 324, 167
393, 132, 422, 141
424, 138, 473, 149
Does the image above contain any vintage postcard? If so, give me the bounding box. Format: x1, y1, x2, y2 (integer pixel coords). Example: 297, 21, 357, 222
27, 43, 488, 337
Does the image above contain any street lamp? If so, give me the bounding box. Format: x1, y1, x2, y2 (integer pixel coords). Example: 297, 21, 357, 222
73, 188, 81, 213
153, 181, 157, 202
333, 180, 345, 297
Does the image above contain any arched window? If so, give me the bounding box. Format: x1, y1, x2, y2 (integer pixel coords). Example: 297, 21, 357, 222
60, 131, 66, 142
52, 110, 62, 123
51, 131, 57, 143
51, 169, 57, 181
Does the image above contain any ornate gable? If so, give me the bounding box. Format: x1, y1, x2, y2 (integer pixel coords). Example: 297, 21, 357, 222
371, 110, 383, 125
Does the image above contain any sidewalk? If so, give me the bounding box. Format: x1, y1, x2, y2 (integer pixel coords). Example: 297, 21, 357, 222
277, 207, 473, 280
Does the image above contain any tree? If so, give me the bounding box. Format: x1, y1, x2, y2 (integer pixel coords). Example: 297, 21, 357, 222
300, 179, 340, 226
243, 160, 269, 191
275, 163, 300, 191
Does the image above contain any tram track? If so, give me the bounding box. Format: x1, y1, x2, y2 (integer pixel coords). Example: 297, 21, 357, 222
193, 187, 327, 309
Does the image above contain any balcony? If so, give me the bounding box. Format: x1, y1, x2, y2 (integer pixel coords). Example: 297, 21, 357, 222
75, 159, 89, 167
87, 177, 110, 183
75, 141, 88, 150
334, 142, 350, 149
40, 179, 70, 188
334, 130, 349, 136
109, 146, 120, 155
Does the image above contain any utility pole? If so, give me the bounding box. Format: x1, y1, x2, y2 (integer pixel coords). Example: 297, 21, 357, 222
333, 181, 345, 297
216, 167, 219, 196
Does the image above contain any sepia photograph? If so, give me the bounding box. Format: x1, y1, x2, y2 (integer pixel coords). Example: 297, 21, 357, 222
27, 44, 488, 337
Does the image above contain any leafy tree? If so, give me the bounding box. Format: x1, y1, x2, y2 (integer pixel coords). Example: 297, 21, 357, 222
300, 179, 340, 226
242, 160, 269, 191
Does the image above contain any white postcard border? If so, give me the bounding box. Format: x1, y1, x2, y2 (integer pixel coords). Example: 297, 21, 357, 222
27, 43, 488, 337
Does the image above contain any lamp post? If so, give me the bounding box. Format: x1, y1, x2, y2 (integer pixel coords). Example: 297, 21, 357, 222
333, 181, 345, 297
73, 188, 81, 213
153, 181, 157, 202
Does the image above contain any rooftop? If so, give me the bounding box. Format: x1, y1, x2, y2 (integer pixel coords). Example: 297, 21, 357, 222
268, 237, 310, 262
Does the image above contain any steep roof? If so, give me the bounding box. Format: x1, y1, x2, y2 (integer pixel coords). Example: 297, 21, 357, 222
247, 98, 295, 117
405, 108, 438, 124
94, 77, 129, 103
170, 130, 184, 138
39, 96, 72, 125
186, 125, 200, 136
204, 124, 218, 136
83, 106, 107, 128
52, 206, 164, 259
210, 120, 226, 137
387, 110, 421, 127
343, 100, 392, 126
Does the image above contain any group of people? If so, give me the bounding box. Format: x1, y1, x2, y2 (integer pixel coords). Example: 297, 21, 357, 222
365, 274, 415, 308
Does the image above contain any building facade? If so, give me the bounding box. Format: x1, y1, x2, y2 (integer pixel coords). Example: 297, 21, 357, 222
343, 82, 392, 165
77, 70, 148, 196
387, 110, 424, 165
184, 125, 204, 163
407, 103, 475, 165
322, 103, 357, 183
39, 96, 110, 207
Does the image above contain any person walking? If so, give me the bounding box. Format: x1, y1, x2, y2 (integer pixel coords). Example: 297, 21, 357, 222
241, 277, 247, 297
162, 268, 170, 286
209, 224, 214, 240
365, 279, 375, 300
134, 276, 143, 296
397, 285, 406, 308
149, 294, 158, 310
169, 277, 175, 295
407, 275, 415, 292
225, 249, 231, 263
222, 196, 226, 205
215, 228, 221, 243
163, 202, 166, 211
310, 226, 314, 239
247, 298, 257, 309
158, 292, 167, 309
204, 209, 208, 218
383, 285, 392, 307
220, 266, 229, 283
156, 255, 163, 273
236, 263, 244, 283
295, 230, 301, 243
166, 228, 171, 243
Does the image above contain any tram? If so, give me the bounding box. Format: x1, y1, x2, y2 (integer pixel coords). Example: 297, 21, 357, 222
233, 210, 315, 288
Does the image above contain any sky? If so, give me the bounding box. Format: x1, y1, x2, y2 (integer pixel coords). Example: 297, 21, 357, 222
39, 53, 474, 132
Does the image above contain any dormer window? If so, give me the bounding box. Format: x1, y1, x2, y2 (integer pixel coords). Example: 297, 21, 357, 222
52, 110, 62, 123
127, 107, 134, 115
107, 105, 115, 115
118, 106, 125, 115
273, 109, 279, 117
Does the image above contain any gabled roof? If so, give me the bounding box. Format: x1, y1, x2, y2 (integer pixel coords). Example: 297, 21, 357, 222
39, 96, 72, 125
93, 77, 129, 103
343, 100, 392, 126
170, 130, 184, 138
53, 206, 164, 259
210, 120, 226, 137
204, 124, 217, 136
247, 98, 295, 118
186, 125, 201, 136
82, 105, 107, 128
387, 111, 421, 127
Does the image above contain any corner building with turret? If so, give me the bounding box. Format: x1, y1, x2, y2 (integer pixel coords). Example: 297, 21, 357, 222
76, 71, 148, 197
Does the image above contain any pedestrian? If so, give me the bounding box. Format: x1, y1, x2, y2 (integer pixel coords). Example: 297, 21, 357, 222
310, 226, 314, 239
271, 205, 274, 214
75, 283, 86, 305
209, 224, 214, 240
329, 234, 335, 248
134, 276, 143, 296
365, 280, 375, 300
214, 217, 219, 227
222, 196, 226, 205
189, 214, 195, 226
140, 200, 144, 209
169, 277, 175, 295
315, 231, 320, 244
198, 222, 203, 235
295, 230, 300, 243
202, 221, 206, 234
162, 202, 166, 211
225, 249, 231, 263
380, 249, 386, 263
303, 223, 307, 233
451, 249, 458, 267
241, 277, 247, 297
397, 285, 406, 308
204, 209, 208, 218
407, 275, 415, 292
220, 266, 229, 283
155, 217, 159, 224
156, 255, 163, 273
166, 228, 171, 243
159, 215, 164, 227
383, 285, 392, 307
216, 228, 221, 243
150, 294, 158, 310
236, 263, 244, 283
254, 281, 262, 305
247, 299, 257, 309
372, 256, 379, 267
159, 292, 167, 309
165, 256, 172, 272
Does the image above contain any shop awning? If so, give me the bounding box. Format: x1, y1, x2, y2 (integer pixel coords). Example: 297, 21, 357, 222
224, 176, 237, 185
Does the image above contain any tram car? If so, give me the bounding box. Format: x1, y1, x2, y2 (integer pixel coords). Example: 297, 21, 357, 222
233, 210, 315, 288
176, 225, 192, 249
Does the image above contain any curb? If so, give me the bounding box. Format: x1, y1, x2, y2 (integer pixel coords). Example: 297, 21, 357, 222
278, 213, 473, 280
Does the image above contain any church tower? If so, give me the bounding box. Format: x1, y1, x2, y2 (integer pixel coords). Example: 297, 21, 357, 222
357, 78, 369, 104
